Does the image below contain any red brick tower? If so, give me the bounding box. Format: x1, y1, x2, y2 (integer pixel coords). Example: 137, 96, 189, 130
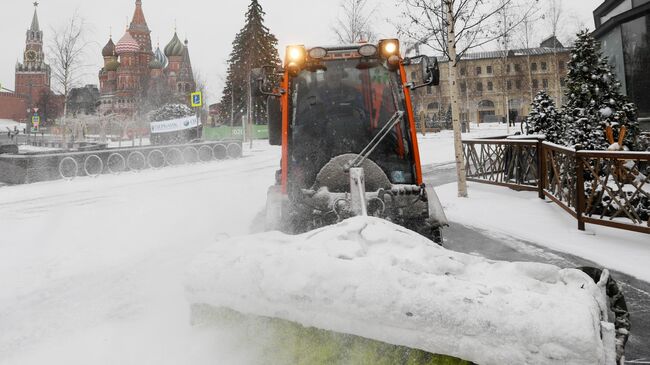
129, 0, 153, 81
15, 2, 51, 113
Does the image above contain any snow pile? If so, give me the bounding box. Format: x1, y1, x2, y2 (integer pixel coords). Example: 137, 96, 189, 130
185, 217, 615, 365
0, 119, 26, 131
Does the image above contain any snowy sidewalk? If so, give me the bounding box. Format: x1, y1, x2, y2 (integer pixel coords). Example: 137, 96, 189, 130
437, 182, 650, 283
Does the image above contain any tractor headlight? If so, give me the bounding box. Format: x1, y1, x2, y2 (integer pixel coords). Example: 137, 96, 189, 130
379, 39, 400, 58
287, 45, 306, 63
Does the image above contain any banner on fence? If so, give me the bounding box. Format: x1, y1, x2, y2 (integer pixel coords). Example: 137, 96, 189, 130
150, 116, 199, 134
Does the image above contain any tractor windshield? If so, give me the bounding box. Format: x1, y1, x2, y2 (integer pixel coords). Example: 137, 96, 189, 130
290, 59, 414, 187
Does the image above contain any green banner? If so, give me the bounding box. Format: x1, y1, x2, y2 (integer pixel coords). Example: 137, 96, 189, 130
203, 125, 269, 141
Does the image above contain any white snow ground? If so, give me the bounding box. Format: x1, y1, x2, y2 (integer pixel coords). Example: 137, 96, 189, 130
0, 142, 280, 365
437, 182, 650, 283
186, 216, 615, 365
0, 119, 26, 131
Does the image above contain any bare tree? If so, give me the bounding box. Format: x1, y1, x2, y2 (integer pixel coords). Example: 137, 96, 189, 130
546, 0, 564, 104
397, 0, 537, 197
332, 0, 377, 44
48, 12, 92, 147
497, 0, 541, 132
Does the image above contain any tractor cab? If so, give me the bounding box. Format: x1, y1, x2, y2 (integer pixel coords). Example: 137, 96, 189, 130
258, 40, 447, 242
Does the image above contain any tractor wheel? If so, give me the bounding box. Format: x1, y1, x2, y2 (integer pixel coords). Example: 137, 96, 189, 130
432, 227, 443, 246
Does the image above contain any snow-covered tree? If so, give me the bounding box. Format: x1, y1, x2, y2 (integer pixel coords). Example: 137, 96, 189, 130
564, 31, 640, 150
220, 0, 281, 125
525, 91, 564, 143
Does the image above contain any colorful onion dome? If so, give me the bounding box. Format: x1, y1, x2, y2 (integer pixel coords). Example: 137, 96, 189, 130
154, 46, 168, 68
164, 32, 184, 57
105, 60, 120, 71
115, 31, 140, 54
102, 37, 116, 57
148, 58, 163, 69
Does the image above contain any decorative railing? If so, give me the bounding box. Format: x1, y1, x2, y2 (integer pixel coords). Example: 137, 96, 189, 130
578, 150, 650, 234
462, 138, 650, 234
541, 142, 578, 217
463, 138, 541, 191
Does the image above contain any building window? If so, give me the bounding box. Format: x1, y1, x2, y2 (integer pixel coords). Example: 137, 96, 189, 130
514, 64, 522, 72
531, 62, 537, 71
476, 82, 483, 91
543, 79, 549, 88
507, 64, 511, 73
487, 81, 493, 91
559, 61, 565, 70
478, 100, 495, 108
560, 77, 566, 87
460, 82, 467, 92
426, 86, 432, 95
541, 61, 548, 71
476, 66, 482, 75
507, 80, 512, 90
460, 67, 466, 76
427, 102, 440, 110
486, 65, 493, 74
411, 71, 417, 80
516, 79, 522, 89
532, 79, 539, 89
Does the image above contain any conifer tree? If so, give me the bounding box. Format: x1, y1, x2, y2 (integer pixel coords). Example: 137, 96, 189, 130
220, 0, 281, 125
525, 91, 563, 143
564, 31, 640, 150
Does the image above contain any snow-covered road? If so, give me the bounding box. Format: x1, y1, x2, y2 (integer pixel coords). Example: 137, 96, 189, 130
0, 143, 279, 365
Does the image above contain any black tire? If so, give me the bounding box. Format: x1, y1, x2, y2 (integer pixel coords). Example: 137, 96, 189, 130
432, 227, 443, 246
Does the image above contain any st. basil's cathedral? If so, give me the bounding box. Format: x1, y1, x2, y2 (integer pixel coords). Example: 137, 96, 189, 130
98, 0, 195, 116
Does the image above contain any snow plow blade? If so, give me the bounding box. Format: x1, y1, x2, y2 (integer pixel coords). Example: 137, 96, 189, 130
190, 304, 472, 364
185, 217, 617, 365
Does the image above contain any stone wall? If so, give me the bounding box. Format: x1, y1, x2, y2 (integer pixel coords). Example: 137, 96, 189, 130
0, 92, 27, 121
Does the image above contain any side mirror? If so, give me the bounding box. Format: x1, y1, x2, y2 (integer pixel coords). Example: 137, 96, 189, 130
256, 65, 284, 98
405, 55, 440, 90
422, 57, 440, 87
267, 96, 282, 146
251, 68, 265, 98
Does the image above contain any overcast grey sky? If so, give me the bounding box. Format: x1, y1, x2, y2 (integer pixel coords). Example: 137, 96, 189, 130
1, 0, 601, 104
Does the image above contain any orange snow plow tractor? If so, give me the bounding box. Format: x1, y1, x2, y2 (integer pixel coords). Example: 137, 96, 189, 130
255, 39, 448, 243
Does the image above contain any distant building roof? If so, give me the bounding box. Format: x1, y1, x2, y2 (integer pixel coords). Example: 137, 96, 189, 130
435, 46, 571, 63
540, 36, 564, 49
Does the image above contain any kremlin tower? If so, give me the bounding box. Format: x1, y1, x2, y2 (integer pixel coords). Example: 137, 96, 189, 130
98, 0, 195, 116
15, 2, 51, 113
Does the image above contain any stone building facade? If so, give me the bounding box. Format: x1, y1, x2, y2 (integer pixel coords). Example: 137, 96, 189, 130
98, 0, 195, 116
408, 39, 572, 125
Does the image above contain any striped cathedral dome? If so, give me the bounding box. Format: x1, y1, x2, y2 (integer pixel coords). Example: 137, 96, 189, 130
115, 31, 140, 54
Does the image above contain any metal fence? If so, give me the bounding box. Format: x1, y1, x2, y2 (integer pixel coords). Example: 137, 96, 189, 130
463, 138, 650, 234
0, 140, 243, 185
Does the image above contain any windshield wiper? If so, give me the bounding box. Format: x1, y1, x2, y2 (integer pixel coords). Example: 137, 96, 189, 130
345, 110, 405, 170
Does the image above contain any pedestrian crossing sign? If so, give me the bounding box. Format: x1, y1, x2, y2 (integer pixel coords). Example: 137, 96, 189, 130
191, 92, 202, 107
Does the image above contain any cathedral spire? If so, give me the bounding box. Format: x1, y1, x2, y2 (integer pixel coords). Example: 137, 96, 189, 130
130, 0, 148, 30
30, 2, 40, 32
